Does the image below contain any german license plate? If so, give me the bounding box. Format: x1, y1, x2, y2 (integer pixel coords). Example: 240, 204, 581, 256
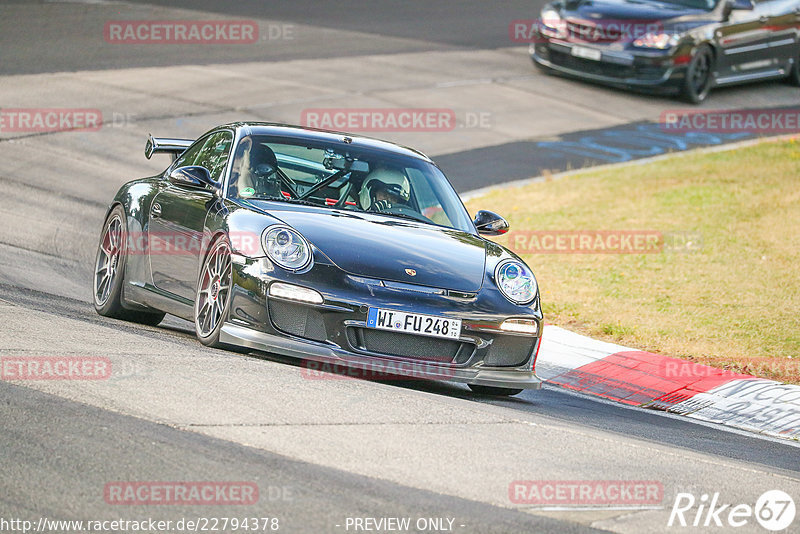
367, 308, 461, 340
571, 45, 602, 61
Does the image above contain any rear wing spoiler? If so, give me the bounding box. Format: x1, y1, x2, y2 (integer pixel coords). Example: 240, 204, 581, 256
145, 134, 194, 161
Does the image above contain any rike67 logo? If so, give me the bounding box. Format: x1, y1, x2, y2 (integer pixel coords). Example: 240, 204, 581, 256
669, 490, 796, 531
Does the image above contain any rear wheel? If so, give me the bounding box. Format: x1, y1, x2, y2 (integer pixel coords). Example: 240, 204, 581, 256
468, 385, 524, 397
194, 237, 234, 348
93, 205, 165, 326
681, 45, 714, 104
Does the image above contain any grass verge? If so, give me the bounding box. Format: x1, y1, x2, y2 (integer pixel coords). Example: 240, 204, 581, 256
465, 138, 800, 383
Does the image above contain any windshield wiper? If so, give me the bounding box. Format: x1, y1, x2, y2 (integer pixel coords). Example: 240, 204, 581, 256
371, 211, 431, 225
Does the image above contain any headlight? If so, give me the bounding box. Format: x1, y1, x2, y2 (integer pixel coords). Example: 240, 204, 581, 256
540, 8, 567, 39
632, 32, 679, 49
263, 226, 312, 271
495, 260, 538, 305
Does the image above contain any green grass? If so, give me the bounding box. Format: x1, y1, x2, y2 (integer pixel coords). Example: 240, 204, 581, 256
465, 139, 800, 383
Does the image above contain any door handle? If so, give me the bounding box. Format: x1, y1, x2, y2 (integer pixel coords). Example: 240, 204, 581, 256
151, 202, 162, 218
758, 15, 768, 23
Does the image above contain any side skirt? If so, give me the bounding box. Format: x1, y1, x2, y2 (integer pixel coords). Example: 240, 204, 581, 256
124, 281, 194, 322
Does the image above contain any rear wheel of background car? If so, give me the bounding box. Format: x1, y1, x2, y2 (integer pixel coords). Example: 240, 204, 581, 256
468, 385, 524, 397
93, 205, 165, 326
787, 46, 800, 86
194, 236, 234, 348
681, 44, 714, 104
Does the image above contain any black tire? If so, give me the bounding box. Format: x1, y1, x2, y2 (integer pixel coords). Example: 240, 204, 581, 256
468, 385, 525, 397
681, 44, 715, 104
93, 205, 166, 326
786, 46, 800, 86
194, 236, 234, 348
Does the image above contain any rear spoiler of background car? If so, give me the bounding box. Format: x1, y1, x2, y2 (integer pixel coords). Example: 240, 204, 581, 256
144, 134, 194, 161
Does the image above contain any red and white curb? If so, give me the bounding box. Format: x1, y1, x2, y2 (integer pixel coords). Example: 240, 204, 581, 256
536, 325, 800, 441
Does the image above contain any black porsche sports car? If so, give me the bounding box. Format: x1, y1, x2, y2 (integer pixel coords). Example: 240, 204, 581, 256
529, 0, 800, 102
93, 123, 543, 396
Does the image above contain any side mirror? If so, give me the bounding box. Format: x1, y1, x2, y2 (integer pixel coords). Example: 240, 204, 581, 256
169, 166, 219, 190
473, 210, 510, 236
723, 0, 754, 19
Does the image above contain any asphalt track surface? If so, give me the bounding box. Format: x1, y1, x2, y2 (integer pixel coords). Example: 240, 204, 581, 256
2, 381, 600, 534
0, 1, 798, 533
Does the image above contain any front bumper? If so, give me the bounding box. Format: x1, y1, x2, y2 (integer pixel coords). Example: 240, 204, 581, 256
530, 40, 686, 93
223, 256, 544, 390
220, 322, 543, 389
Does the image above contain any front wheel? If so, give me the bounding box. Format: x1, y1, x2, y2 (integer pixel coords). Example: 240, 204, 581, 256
468, 385, 524, 397
681, 45, 714, 104
93, 205, 165, 326
194, 237, 234, 348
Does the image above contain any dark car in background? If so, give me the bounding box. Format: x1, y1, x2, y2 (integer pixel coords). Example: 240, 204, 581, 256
530, 0, 800, 102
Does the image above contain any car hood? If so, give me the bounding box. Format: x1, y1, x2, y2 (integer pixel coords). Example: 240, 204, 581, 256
561, 0, 707, 23
257, 203, 487, 293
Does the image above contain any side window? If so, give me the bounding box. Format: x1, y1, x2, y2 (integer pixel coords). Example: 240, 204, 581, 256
194, 131, 233, 183
171, 137, 207, 169
171, 131, 233, 183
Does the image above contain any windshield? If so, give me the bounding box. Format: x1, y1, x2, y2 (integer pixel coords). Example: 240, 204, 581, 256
228, 135, 474, 233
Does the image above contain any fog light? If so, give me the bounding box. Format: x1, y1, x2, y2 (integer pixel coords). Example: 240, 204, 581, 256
269, 282, 323, 304
500, 318, 539, 336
